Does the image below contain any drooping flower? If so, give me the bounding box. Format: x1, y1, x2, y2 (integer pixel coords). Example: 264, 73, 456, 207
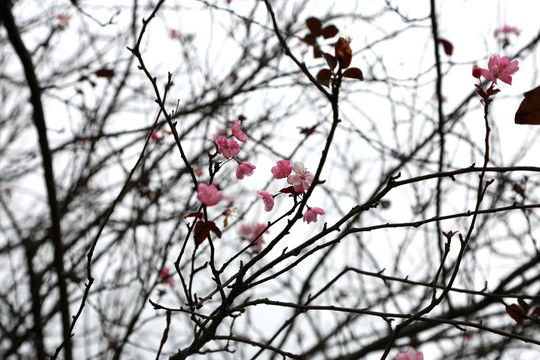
232, 120, 248, 142
475, 54, 519, 85
395, 348, 423, 360
197, 183, 222, 206
216, 136, 240, 159
239, 223, 268, 251
236, 162, 256, 179
257, 190, 274, 212
303, 207, 325, 224
271, 160, 293, 179
158, 267, 175, 287
494, 25, 520, 37
287, 161, 314, 193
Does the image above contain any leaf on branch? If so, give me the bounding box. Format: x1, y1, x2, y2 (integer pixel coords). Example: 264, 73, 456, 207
438, 38, 453, 56
279, 186, 296, 194
506, 303, 527, 324
322, 52, 337, 70
317, 68, 332, 87
306, 17, 322, 36
343, 67, 364, 81
299, 124, 319, 136
313, 46, 322, 58
95, 68, 115, 78
302, 34, 316, 46
321, 25, 339, 39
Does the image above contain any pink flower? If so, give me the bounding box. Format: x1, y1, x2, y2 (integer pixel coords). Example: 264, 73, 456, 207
395, 348, 423, 360
236, 162, 256, 180
232, 120, 248, 142
170, 29, 181, 39
239, 223, 268, 251
271, 160, 292, 179
150, 131, 162, 142
197, 183, 222, 206
227, 0, 232, 3
494, 25, 520, 37
216, 136, 240, 159
257, 190, 274, 212
476, 54, 519, 85
303, 207, 325, 224
158, 267, 175, 287
287, 161, 314, 192
57, 13, 70, 29
213, 126, 227, 139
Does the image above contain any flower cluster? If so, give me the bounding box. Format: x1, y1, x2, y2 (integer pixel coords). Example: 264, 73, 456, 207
214, 119, 255, 180
158, 267, 175, 287
196, 119, 255, 208
395, 348, 423, 360
258, 160, 325, 224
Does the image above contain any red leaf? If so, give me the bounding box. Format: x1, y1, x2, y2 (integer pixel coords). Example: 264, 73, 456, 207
299, 124, 319, 135
343, 67, 364, 81
313, 46, 322, 58
194, 220, 221, 244
334, 37, 352, 68
518, 298, 530, 312
302, 34, 316, 46
207, 221, 222, 238
512, 183, 525, 197
322, 52, 337, 71
505, 304, 526, 324
279, 186, 296, 194
95, 68, 115, 78
321, 25, 339, 39
194, 220, 208, 244
306, 17, 322, 36
438, 38, 453, 56
316, 68, 332, 87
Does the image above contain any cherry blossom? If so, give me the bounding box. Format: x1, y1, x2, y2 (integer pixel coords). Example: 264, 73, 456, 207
216, 136, 240, 159
494, 25, 520, 37
395, 348, 423, 360
212, 126, 227, 139
197, 183, 222, 206
287, 161, 314, 192
169, 29, 181, 39
257, 190, 274, 212
232, 120, 248, 142
150, 131, 162, 142
158, 267, 175, 287
474, 54, 519, 85
57, 13, 70, 29
271, 159, 292, 179
236, 162, 256, 179
303, 207, 325, 224
239, 223, 268, 251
